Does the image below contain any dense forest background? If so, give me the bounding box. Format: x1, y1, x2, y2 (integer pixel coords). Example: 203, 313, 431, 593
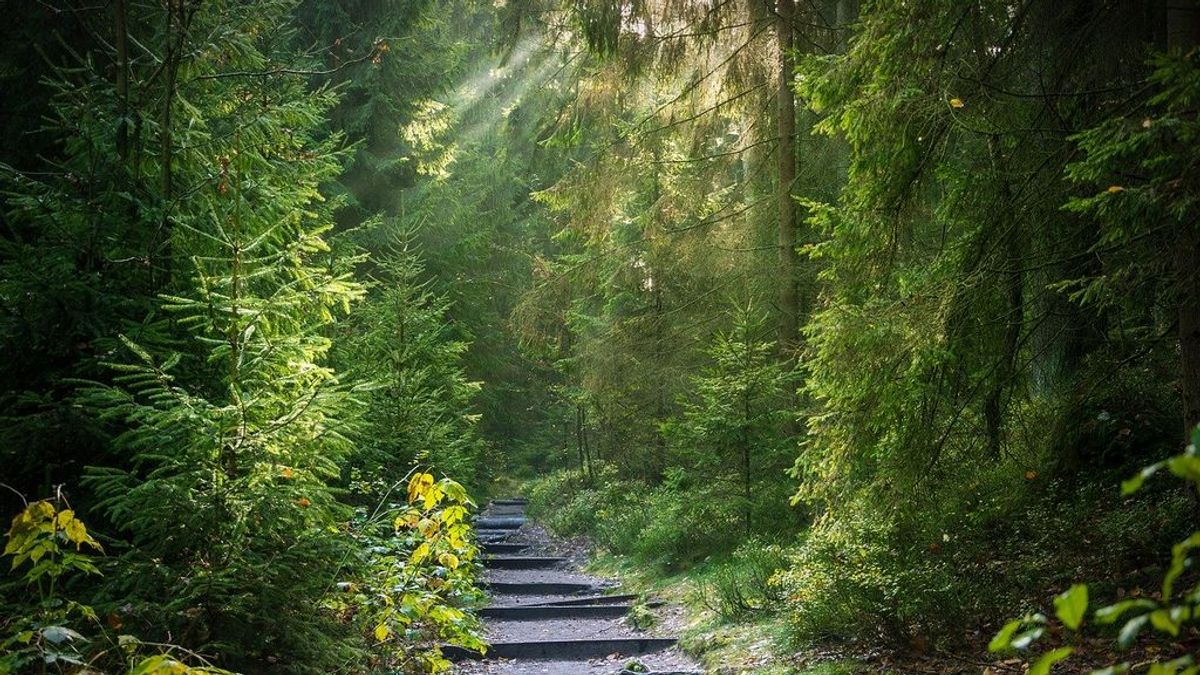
2, 0, 1200, 673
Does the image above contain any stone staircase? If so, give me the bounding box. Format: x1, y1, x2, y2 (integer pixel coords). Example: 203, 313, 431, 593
449, 499, 702, 674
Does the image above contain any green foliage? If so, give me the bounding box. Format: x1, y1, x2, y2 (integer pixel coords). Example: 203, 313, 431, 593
697, 540, 789, 621
1, 0, 494, 672
1, 500, 236, 674
662, 306, 797, 529
62, 6, 368, 669
529, 463, 799, 572
334, 235, 487, 492
2, 500, 104, 672
331, 472, 486, 673
1060, 50, 1200, 310
5, 0, 1199, 672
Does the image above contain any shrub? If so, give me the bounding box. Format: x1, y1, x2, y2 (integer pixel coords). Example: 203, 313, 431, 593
698, 539, 790, 620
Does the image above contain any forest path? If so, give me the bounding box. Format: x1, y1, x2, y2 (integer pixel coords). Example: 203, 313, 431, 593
449, 499, 702, 674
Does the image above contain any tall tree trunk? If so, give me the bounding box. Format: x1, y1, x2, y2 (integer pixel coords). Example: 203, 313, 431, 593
1169, 2, 1200, 437
155, 1, 192, 290
1176, 230, 1200, 436
576, 403, 587, 477
776, 0, 800, 352
984, 136, 1023, 457
742, 335, 753, 531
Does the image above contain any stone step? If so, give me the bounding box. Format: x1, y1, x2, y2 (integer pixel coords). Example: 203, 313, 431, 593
485, 555, 567, 570
479, 604, 632, 620
444, 637, 677, 661
476, 516, 526, 529
491, 498, 528, 506
484, 581, 599, 595
481, 542, 529, 554
528, 593, 640, 607
476, 529, 516, 542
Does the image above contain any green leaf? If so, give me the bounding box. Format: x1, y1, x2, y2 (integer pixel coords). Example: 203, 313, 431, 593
1149, 608, 1182, 636
40, 626, 83, 644
1168, 455, 1200, 484
1054, 584, 1089, 630
1095, 599, 1155, 624
1164, 533, 1200, 600
1030, 647, 1074, 675
988, 620, 1022, 652
1011, 627, 1045, 651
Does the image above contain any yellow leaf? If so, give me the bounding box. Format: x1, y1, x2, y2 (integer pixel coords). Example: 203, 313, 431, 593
1107, 185, 1125, 194
63, 518, 89, 548
423, 484, 444, 510
439, 505, 467, 525
438, 552, 459, 569
411, 542, 431, 564
418, 518, 439, 537
407, 473, 434, 504
949, 97, 965, 108
30, 501, 55, 520
374, 623, 390, 642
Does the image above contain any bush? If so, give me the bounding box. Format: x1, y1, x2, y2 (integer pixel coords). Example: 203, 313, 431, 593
697, 539, 790, 620
528, 465, 800, 573
775, 458, 1194, 650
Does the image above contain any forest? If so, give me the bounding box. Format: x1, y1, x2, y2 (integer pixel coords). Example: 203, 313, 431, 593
2, 0, 1199, 673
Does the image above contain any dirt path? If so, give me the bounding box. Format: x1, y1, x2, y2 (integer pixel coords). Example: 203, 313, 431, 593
451, 499, 702, 675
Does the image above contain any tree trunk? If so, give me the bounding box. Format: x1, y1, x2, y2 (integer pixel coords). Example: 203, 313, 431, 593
776, 0, 800, 352
1176, 228, 1200, 436
155, 1, 193, 290
984, 136, 1023, 457
742, 335, 753, 531
576, 403, 586, 477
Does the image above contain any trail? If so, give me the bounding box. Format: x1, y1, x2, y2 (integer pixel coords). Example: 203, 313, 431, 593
450, 499, 702, 674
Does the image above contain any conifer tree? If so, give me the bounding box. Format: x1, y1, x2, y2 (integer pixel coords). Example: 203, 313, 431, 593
663, 306, 796, 531
51, 1, 370, 669
335, 232, 487, 493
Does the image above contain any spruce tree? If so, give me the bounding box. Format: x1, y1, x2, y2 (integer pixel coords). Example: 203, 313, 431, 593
335, 233, 486, 494
64, 1, 367, 670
